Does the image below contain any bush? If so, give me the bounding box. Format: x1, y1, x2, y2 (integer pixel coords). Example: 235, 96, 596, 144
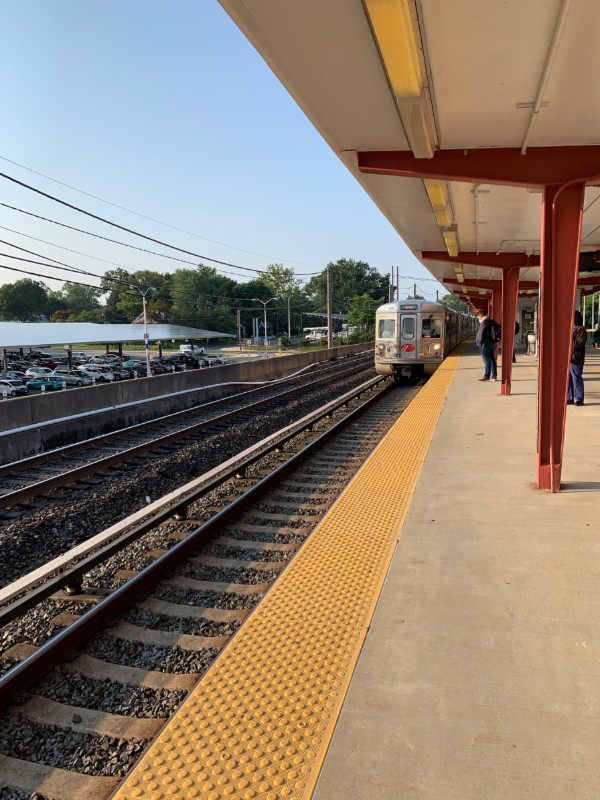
299, 337, 310, 347
280, 335, 290, 348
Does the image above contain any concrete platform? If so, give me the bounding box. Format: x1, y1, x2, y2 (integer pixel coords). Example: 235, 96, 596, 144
313, 342, 600, 800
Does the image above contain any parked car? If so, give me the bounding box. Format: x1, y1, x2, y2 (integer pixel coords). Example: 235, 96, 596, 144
203, 355, 225, 366
165, 354, 200, 369
26, 376, 65, 392
109, 366, 133, 380
88, 355, 120, 365
76, 366, 115, 383
0, 379, 28, 396
34, 358, 59, 368
52, 368, 92, 386
25, 366, 55, 378
122, 359, 145, 369
6, 370, 27, 383
179, 345, 205, 355
151, 357, 177, 372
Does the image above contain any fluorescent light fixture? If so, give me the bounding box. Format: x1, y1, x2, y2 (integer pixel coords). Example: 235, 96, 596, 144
424, 179, 448, 209
363, 0, 423, 98
424, 179, 453, 226
442, 226, 459, 258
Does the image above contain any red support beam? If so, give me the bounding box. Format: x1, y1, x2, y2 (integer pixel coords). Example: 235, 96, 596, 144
444, 277, 538, 290
500, 268, 519, 396
537, 182, 586, 491
422, 251, 539, 268
357, 147, 600, 187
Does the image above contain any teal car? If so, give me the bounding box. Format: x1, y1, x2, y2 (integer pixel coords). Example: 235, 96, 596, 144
26, 375, 65, 392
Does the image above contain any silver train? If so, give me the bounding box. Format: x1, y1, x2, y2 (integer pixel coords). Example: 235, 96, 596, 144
375, 299, 477, 379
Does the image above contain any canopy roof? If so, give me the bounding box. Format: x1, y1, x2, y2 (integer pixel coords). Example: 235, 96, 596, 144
0, 323, 234, 350
218, 0, 600, 300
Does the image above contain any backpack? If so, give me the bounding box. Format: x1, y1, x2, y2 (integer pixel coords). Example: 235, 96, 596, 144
489, 320, 501, 343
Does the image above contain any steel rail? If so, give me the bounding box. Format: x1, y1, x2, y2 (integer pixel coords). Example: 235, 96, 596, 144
0, 359, 373, 511
0, 376, 392, 707
0, 376, 385, 624
0, 352, 371, 479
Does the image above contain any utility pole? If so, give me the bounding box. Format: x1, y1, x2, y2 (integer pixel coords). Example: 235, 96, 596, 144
236, 309, 242, 350
413, 283, 417, 299
326, 265, 333, 349
389, 274, 393, 302
436, 290, 439, 302
287, 297, 291, 338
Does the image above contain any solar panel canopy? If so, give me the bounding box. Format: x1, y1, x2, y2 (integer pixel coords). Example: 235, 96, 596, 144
0, 323, 234, 349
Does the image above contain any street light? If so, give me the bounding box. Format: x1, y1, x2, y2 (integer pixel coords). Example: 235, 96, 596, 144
130, 284, 157, 376
252, 298, 277, 357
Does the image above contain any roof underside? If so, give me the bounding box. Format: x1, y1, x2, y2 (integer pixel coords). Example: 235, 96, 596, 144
0, 323, 234, 349
218, 0, 600, 298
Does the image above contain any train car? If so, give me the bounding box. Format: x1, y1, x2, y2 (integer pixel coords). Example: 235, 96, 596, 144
374, 299, 476, 379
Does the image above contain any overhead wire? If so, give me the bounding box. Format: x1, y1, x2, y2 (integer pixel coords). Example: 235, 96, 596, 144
0, 172, 322, 277
0, 154, 326, 268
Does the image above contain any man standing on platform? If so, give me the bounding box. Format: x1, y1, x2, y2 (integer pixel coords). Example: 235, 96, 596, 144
476, 311, 498, 382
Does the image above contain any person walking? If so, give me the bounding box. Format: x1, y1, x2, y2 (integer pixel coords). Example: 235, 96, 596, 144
568, 310, 587, 406
476, 311, 498, 381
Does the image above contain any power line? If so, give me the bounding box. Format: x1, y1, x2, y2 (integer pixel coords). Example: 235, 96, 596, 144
0, 171, 322, 277
0, 154, 326, 268
0, 223, 262, 281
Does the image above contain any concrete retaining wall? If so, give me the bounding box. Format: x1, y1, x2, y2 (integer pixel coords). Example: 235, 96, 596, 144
1, 343, 371, 464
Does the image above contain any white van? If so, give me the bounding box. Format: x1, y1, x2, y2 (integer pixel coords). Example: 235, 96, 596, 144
180, 345, 205, 355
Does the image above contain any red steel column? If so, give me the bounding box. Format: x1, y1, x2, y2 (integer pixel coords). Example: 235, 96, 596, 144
537, 182, 585, 491
500, 268, 520, 396
491, 287, 502, 366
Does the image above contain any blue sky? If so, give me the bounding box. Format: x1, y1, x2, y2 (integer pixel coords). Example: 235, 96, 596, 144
0, 1, 442, 299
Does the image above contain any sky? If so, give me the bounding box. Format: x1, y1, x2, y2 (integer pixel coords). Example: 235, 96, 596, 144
0, 1, 443, 301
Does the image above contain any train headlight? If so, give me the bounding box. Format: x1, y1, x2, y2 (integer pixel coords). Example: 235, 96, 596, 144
433, 343, 441, 356
376, 345, 384, 356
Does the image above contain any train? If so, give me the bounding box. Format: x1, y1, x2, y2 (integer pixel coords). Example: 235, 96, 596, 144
374, 299, 477, 379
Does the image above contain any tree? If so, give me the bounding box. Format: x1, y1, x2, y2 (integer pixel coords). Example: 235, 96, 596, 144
62, 284, 101, 313
406, 294, 425, 300
101, 269, 172, 322
262, 263, 303, 300
0, 279, 49, 321
347, 293, 380, 333
304, 258, 389, 313
440, 293, 469, 313
169, 266, 236, 332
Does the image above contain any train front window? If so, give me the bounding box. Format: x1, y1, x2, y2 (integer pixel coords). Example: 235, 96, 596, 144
401, 317, 415, 339
422, 317, 442, 338
378, 318, 396, 338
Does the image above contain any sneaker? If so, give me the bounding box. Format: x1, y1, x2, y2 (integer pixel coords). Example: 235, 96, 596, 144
478, 377, 489, 381
567, 400, 574, 405
490, 377, 497, 382
575, 401, 584, 406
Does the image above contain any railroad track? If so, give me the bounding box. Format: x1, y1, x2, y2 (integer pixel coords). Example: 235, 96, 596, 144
0, 357, 377, 592
0, 352, 371, 514
0, 379, 421, 800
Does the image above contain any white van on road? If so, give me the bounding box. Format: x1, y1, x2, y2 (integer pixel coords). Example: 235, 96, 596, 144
180, 345, 205, 355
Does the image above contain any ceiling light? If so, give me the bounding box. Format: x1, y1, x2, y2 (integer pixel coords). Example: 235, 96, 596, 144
442, 226, 459, 258
424, 179, 453, 226
363, 0, 422, 98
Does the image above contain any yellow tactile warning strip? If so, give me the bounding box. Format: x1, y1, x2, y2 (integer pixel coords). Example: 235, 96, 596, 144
112, 346, 465, 800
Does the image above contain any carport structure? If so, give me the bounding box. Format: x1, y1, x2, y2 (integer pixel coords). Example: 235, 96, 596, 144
219, 0, 600, 490
0, 322, 234, 372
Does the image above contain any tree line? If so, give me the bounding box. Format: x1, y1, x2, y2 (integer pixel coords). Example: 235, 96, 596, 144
0, 258, 393, 336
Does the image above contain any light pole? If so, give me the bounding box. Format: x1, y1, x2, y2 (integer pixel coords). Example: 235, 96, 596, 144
252, 298, 277, 357
130, 284, 157, 376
